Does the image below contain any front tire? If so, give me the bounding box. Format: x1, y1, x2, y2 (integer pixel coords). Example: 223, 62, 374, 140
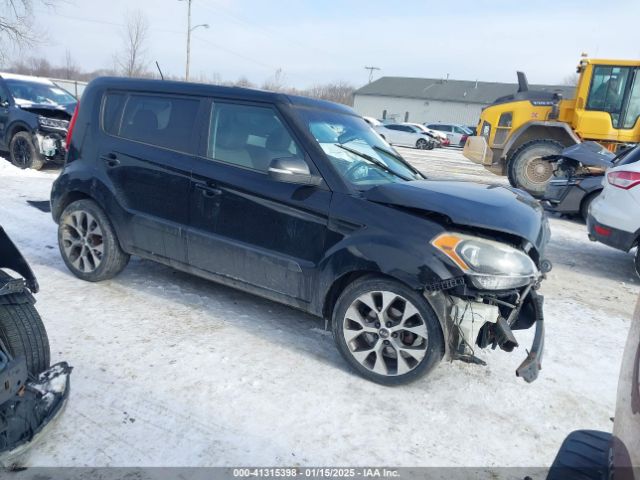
9, 131, 45, 170
0, 272, 50, 375
507, 139, 564, 197
58, 199, 130, 281
416, 138, 428, 150
332, 276, 444, 385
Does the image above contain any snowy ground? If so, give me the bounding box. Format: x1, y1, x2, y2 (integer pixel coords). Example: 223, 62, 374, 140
0, 148, 638, 469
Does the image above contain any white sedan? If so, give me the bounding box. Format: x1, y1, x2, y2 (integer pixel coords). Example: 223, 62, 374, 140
373, 124, 435, 150
587, 146, 640, 276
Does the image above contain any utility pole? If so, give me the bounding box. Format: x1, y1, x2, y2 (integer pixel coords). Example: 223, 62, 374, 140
180, 0, 209, 81
186, 0, 192, 81
364, 66, 381, 83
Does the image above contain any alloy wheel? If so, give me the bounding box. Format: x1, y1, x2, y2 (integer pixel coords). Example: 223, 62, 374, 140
12, 137, 31, 168
60, 210, 104, 273
342, 291, 429, 376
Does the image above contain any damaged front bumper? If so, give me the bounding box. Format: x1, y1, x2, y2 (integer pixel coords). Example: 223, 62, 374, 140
424, 278, 545, 383
34, 130, 67, 162
0, 359, 72, 466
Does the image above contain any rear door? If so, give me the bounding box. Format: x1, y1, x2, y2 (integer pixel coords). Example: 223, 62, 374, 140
99, 91, 204, 263
187, 99, 331, 301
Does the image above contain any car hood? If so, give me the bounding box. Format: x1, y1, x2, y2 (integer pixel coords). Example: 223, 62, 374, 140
365, 180, 549, 251
16, 100, 76, 116
550, 141, 615, 168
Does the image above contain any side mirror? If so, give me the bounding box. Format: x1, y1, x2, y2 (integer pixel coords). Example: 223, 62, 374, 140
268, 157, 322, 186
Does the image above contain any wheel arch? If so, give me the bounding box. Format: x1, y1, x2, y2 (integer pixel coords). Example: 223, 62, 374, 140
322, 270, 398, 321
4, 121, 32, 146
52, 190, 93, 223
503, 122, 579, 161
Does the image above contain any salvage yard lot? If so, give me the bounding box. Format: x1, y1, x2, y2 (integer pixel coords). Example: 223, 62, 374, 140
0, 147, 638, 468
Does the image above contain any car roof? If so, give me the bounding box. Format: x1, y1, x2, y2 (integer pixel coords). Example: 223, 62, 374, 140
87, 76, 356, 115
0, 72, 55, 85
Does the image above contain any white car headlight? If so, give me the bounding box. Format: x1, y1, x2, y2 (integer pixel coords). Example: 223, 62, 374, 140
431, 232, 538, 290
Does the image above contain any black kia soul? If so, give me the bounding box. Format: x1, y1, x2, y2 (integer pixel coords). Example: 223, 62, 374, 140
51, 77, 550, 385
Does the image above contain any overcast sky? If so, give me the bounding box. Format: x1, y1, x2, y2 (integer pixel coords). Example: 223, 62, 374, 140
18, 0, 640, 88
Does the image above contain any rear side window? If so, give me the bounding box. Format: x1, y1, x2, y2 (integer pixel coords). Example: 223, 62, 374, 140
103, 93, 200, 153
103, 93, 126, 135
207, 102, 303, 172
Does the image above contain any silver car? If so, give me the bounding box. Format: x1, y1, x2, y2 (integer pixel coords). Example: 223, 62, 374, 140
374, 124, 435, 150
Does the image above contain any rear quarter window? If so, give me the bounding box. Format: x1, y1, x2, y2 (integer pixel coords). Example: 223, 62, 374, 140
102, 92, 200, 154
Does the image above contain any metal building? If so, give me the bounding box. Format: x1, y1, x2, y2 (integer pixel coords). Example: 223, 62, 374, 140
353, 76, 574, 126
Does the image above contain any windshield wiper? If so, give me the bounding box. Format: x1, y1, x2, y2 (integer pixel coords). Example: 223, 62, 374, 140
371, 146, 424, 178
336, 144, 413, 181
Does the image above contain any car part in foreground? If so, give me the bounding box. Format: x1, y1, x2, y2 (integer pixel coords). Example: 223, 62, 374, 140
0, 227, 72, 463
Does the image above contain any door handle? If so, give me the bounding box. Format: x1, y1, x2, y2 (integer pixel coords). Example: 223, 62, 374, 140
100, 153, 120, 167
194, 182, 223, 198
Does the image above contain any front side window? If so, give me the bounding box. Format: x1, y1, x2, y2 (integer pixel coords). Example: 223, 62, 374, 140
115, 94, 200, 153
587, 66, 632, 126
207, 102, 303, 172
623, 72, 640, 129
297, 107, 422, 189
5, 79, 76, 106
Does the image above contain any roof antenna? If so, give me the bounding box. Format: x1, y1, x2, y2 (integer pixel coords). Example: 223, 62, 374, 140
155, 61, 165, 80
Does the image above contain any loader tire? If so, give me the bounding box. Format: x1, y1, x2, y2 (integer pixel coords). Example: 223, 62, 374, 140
507, 139, 564, 198
0, 272, 51, 375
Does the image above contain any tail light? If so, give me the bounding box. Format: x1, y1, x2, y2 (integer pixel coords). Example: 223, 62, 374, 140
66, 102, 79, 148
607, 170, 640, 190
460, 134, 468, 143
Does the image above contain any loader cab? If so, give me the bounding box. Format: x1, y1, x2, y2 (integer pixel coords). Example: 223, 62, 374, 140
572, 59, 640, 144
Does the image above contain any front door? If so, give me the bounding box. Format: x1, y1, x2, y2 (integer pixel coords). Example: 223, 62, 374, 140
188, 100, 331, 301
99, 91, 203, 263
0, 81, 11, 149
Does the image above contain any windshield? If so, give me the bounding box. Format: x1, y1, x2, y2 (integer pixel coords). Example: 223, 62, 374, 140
5, 79, 76, 106
297, 108, 422, 189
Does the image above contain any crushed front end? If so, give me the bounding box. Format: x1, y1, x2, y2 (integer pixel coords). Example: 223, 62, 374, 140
425, 230, 550, 383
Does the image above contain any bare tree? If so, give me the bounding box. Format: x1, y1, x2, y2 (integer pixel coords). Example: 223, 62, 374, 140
0, 0, 56, 62
261, 68, 286, 92
115, 10, 149, 77
303, 81, 355, 105
62, 48, 79, 79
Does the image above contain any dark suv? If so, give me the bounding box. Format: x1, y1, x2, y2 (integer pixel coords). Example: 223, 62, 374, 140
51, 77, 550, 385
0, 73, 77, 170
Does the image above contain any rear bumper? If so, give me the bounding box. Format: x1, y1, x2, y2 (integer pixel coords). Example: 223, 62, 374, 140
587, 215, 637, 252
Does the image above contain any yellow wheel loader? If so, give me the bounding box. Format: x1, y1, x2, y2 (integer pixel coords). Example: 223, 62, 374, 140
463, 58, 640, 196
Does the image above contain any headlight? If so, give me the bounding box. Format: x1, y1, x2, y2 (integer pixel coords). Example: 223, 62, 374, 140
431, 232, 538, 290
38, 116, 69, 130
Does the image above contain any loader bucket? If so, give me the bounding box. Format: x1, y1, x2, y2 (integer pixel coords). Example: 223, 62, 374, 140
0, 227, 38, 293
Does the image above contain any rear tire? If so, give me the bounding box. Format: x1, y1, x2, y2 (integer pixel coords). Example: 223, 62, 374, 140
58, 199, 130, 281
580, 192, 599, 222
507, 139, 564, 197
9, 131, 45, 170
0, 272, 50, 375
332, 275, 444, 385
